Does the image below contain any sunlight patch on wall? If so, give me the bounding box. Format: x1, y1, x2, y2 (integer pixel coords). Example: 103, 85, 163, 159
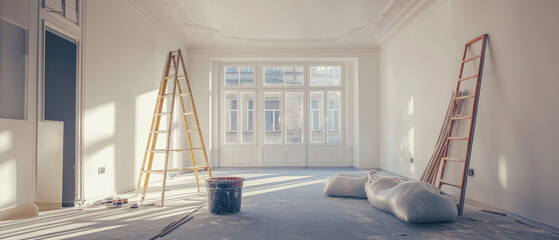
498, 155, 508, 189
407, 126, 414, 156
84, 102, 116, 148
135, 90, 158, 181
0, 130, 12, 153
0, 158, 16, 209
408, 96, 414, 116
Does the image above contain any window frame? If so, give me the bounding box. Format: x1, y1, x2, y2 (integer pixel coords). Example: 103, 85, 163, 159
219, 62, 345, 146
261, 64, 306, 88
224, 65, 256, 87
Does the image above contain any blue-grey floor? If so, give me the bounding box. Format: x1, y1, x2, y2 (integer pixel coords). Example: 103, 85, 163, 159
1, 168, 557, 240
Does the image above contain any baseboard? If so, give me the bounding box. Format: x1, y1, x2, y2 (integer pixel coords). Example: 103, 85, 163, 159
465, 198, 559, 234
35, 202, 62, 211
0, 202, 39, 221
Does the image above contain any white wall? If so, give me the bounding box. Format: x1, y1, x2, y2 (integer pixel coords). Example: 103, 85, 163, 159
83, 0, 182, 200
0, 0, 37, 219
188, 48, 380, 169
380, 0, 559, 228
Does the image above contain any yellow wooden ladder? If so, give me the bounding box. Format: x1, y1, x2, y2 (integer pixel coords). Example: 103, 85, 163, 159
135, 49, 212, 207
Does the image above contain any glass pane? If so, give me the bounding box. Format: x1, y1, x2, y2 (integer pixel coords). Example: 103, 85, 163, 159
310, 66, 341, 86
264, 66, 303, 86
225, 66, 253, 86
327, 91, 341, 144
264, 92, 281, 143
284, 66, 304, 86
225, 67, 239, 86
239, 66, 254, 86
224, 92, 238, 143
241, 92, 255, 144
265, 111, 273, 131
264, 66, 283, 85
285, 92, 303, 143
0, 19, 27, 120
310, 92, 324, 143
230, 112, 237, 131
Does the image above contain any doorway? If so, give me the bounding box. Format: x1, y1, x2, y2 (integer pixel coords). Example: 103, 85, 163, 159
44, 30, 77, 207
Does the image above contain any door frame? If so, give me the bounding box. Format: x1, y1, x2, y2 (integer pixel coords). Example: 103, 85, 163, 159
36, 2, 84, 206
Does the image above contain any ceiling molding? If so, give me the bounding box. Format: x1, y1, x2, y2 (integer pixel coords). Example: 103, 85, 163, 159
377, 0, 446, 47
125, 0, 186, 49
127, 0, 434, 48
188, 46, 380, 55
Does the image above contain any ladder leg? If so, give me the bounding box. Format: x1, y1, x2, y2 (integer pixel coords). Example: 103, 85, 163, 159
141, 153, 155, 203
159, 57, 180, 207
137, 52, 172, 203
136, 113, 159, 196
160, 153, 170, 207
177, 50, 212, 178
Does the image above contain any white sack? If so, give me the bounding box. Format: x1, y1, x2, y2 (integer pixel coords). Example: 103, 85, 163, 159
324, 174, 368, 199
365, 171, 458, 223
365, 173, 406, 212
390, 181, 458, 223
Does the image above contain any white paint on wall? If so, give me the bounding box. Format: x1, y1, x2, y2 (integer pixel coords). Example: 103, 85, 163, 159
0, 0, 37, 217
84, 102, 116, 148
380, 0, 559, 228
0, 130, 12, 153
83, 0, 182, 200
0, 157, 16, 209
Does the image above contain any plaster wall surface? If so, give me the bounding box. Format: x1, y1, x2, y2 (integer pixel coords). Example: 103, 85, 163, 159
0, 0, 35, 214
83, 0, 182, 200
380, 0, 559, 228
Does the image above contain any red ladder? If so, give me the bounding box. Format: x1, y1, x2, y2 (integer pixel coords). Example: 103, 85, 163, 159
433, 34, 488, 216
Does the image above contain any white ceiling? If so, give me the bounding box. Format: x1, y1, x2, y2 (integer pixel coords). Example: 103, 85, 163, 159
128, 0, 427, 48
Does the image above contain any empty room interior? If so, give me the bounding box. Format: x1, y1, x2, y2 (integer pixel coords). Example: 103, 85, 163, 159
1, 0, 558, 239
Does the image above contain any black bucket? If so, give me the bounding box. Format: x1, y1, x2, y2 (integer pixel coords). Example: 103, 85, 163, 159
205, 177, 245, 215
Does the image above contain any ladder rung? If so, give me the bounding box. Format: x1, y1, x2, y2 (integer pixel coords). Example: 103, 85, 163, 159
455, 95, 475, 100
142, 166, 207, 173
187, 129, 198, 133
462, 55, 481, 64
164, 75, 185, 80
465, 34, 485, 46
151, 130, 169, 134
168, 148, 203, 152
451, 115, 472, 120
179, 93, 189, 97
442, 157, 465, 162
440, 179, 461, 188
458, 74, 478, 82
154, 112, 171, 116
448, 136, 469, 140
159, 94, 173, 98
182, 166, 208, 171
183, 112, 194, 115
147, 148, 204, 153
147, 149, 168, 153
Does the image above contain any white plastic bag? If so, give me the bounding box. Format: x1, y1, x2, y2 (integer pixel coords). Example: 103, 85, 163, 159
324, 174, 368, 199
365, 173, 406, 211
365, 171, 458, 223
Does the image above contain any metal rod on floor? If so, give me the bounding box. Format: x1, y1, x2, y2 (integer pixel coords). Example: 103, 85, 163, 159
149, 204, 204, 240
